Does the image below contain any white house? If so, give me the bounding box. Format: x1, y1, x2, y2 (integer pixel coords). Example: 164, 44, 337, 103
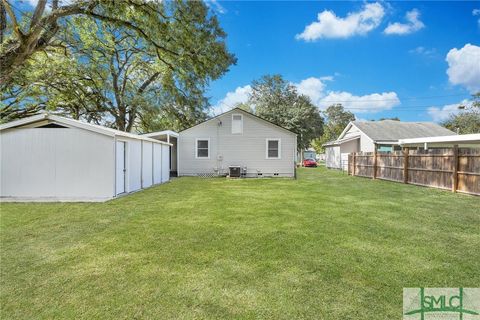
0, 113, 171, 202
324, 120, 455, 170
177, 108, 297, 177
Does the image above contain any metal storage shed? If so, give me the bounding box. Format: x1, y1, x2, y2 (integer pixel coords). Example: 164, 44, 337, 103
0, 113, 171, 202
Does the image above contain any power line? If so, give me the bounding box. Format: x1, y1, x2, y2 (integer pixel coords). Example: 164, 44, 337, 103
318, 93, 467, 103
214, 99, 468, 111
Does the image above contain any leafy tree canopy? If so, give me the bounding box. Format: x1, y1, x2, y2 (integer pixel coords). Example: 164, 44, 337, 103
441, 92, 480, 134
0, 0, 236, 132
311, 104, 355, 153
245, 74, 324, 153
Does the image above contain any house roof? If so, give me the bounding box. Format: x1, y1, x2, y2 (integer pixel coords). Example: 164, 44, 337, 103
350, 120, 455, 141
0, 113, 171, 145
322, 135, 360, 147
179, 107, 297, 135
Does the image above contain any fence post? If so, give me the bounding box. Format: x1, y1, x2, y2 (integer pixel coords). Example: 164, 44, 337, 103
373, 149, 378, 179
353, 153, 356, 176
403, 147, 409, 184
348, 154, 351, 175
452, 144, 459, 193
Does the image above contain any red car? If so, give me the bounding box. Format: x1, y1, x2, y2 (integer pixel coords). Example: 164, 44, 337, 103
303, 158, 317, 167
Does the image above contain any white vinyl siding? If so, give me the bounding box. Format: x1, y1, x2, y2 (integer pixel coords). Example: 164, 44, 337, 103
0, 128, 115, 200
161, 144, 170, 182
0, 123, 170, 202
195, 138, 210, 159
266, 139, 281, 159
141, 141, 153, 188
231, 114, 243, 134
178, 109, 296, 177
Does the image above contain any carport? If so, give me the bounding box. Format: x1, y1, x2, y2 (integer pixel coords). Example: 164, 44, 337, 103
144, 130, 179, 176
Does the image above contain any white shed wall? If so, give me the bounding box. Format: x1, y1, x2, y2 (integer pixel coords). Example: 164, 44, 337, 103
161, 145, 170, 182
142, 141, 153, 188
325, 146, 341, 169
0, 128, 114, 201
178, 110, 296, 177
153, 143, 163, 184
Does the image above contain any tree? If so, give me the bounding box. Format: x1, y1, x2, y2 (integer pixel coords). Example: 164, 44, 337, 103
233, 102, 254, 114
378, 117, 400, 121
441, 92, 480, 134
1, 1, 236, 131
311, 104, 355, 153
0, 0, 234, 85
248, 75, 324, 154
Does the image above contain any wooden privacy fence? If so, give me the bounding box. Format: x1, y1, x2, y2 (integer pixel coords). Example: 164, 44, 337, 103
348, 146, 480, 196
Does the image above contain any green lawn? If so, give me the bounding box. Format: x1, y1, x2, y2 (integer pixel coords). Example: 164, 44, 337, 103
1, 167, 479, 319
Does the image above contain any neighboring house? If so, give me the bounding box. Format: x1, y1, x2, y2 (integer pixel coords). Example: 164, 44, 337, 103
0, 113, 171, 202
177, 108, 297, 177
324, 120, 455, 170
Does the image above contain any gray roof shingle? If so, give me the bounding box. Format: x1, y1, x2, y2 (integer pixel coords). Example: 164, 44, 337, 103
352, 120, 455, 141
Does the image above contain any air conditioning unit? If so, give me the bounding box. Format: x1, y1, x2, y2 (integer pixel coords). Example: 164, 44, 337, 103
229, 166, 241, 178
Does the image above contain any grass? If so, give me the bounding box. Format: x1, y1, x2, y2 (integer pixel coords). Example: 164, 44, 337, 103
1, 167, 479, 319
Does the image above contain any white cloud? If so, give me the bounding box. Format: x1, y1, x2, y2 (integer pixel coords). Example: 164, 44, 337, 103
473, 9, 480, 26
409, 46, 436, 57
212, 85, 251, 114
427, 100, 471, 122
292, 77, 400, 113
295, 2, 385, 41
384, 9, 424, 35
205, 0, 226, 14
317, 91, 400, 113
446, 44, 480, 93
216, 76, 400, 116
294, 77, 328, 105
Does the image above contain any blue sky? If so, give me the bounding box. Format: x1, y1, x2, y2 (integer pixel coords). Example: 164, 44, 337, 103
205, 1, 480, 122
20, 1, 480, 122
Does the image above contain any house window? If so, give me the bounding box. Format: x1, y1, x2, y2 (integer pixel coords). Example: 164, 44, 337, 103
266, 139, 281, 159
231, 114, 243, 134
196, 138, 209, 158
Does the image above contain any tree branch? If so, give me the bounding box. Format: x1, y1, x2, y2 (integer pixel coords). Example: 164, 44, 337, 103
30, 0, 47, 29
1, 0, 22, 39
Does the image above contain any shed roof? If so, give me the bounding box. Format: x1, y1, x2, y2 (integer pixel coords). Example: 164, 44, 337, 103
0, 113, 171, 145
399, 133, 480, 145
351, 120, 455, 141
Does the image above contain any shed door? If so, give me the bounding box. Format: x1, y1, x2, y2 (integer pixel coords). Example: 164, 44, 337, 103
116, 141, 126, 195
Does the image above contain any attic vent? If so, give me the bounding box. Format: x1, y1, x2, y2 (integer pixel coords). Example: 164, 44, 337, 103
37, 123, 68, 128
231, 114, 243, 134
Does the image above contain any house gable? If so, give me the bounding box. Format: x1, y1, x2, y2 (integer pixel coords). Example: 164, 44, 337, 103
177, 108, 296, 177
180, 108, 297, 136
